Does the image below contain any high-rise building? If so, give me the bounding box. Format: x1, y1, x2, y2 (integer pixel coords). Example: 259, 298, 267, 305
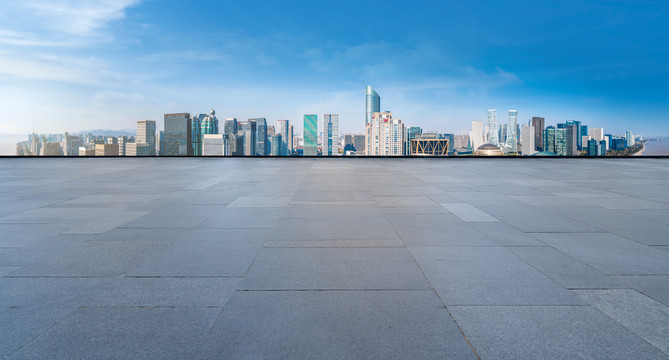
137, 120, 156, 156
224, 118, 238, 136
157, 131, 164, 156
405, 126, 422, 155
322, 114, 339, 156
271, 134, 282, 156
626, 131, 635, 147
41, 142, 63, 156
303, 114, 318, 156
202, 134, 225, 156
95, 143, 119, 156
365, 112, 405, 156
191, 114, 204, 156
470, 121, 485, 150
544, 126, 556, 154
343, 134, 366, 154
126, 142, 152, 156
505, 110, 518, 152
566, 124, 578, 155
365, 85, 380, 126
499, 124, 507, 146
566, 120, 582, 150
240, 120, 257, 156
200, 110, 219, 155
61, 132, 81, 156
531, 116, 545, 151
486, 109, 499, 146
251, 118, 267, 156
288, 125, 294, 155
587, 138, 602, 157
277, 120, 290, 156
164, 113, 191, 156
521, 125, 536, 156
556, 127, 567, 156
589, 128, 604, 141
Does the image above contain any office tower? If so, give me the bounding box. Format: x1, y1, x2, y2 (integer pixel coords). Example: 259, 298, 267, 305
224, 118, 238, 135
201, 110, 219, 138
191, 114, 204, 156
202, 134, 225, 156
164, 113, 192, 156
277, 120, 290, 156
470, 121, 485, 150
95, 143, 119, 156
453, 134, 470, 150
126, 143, 152, 156
288, 125, 294, 154
587, 139, 601, 157
225, 134, 242, 156
61, 132, 81, 156
157, 131, 164, 156
365, 112, 405, 156
531, 116, 545, 151
626, 131, 635, 147
544, 126, 556, 154
604, 134, 612, 150
136, 120, 156, 156
443, 133, 454, 154
581, 125, 589, 139
343, 134, 365, 154
405, 126, 422, 155
566, 120, 582, 150
589, 128, 604, 141
267, 126, 275, 154
251, 118, 267, 156
556, 127, 567, 156
365, 85, 380, 126
303, 114, 318, 156
582, 135, 591, 151
499, 124, 507, 146
240, 120, 257, 156
504, 111, 518, 152
41, 142, 63, 156
322, 114, 339, 156
600, 140, 607, 156
521, 125, 536, 156
486, 109, 499, 145
271, 134, 282, 156
566, 124, 578, 155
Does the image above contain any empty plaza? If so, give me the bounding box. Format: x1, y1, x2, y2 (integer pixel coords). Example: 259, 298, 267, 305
1, 158, 669, 359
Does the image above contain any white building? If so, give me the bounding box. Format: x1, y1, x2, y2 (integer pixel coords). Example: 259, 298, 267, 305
321, 114, 339, 156
486, 109, 499, 146
202, 134, 226, 156
521, 125, 536, 156
470, 121, 485, 150
589, 128, 604, 141
365, 112, 405, 156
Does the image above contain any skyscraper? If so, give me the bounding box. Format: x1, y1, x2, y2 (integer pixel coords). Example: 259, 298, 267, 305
566, 123, 578, 155
164, 113, 191, 156
322, 114, 339, 156
241, 120, 257, 156
365, 85, 380, 126
589, 128, 604, 141
626, 131, 635, 147
191, 113, 204, 156
556, 127, 567, 156
136, 120, 156, 156
288, 125, 294, 155
251, 118, 267, 156
505, 111, 518, 152
470, 121, 484, 150
566, 120, 582, 150
365, 112, 405, 156
486, 109, 499, 146
223, 118, 238, 136
521, 125, 536, 156
531, 116, 545, 151
544, 126, 556, 154
277, 120, 290, 156
271, 134, 282, 156
303, 114, 318, 156
201, 110, 219, 137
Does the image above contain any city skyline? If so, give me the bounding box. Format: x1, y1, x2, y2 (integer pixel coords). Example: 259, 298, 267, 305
1, 1, 668, 137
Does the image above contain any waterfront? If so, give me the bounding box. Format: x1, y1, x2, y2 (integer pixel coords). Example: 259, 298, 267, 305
642, 140, 669, 155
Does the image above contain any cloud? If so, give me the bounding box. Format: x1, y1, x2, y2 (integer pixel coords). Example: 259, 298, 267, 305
0, 0, 142, 46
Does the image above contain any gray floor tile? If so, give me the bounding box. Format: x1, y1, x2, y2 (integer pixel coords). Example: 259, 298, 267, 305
280, 203, 385, 219
85, 277, 240, 307
228, 196, 292, 208
574, 289, 669, 355
195, 290, 477, 360
241, 247, 430, 290
484, 206, 602, 233
612, 275, 669, 306
375, 195, 439, 207
471, 222, 545, 246
449, 305, 667, 360
410, 247, 582, 305
533, 232, 669, 274
199, 207, 282, 229
121, 205, 220, 229
9, 307, 221, 360
272, 218, 399, 240
508, 247, 625, 288
263, 240, 404, 247
441, 203, 499, 222
388, 214, 498, 246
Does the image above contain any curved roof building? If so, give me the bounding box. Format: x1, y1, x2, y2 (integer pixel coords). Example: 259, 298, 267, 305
474, 144, 504, 156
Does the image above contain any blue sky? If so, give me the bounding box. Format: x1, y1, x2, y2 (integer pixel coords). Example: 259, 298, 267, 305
1, 0, 668, 136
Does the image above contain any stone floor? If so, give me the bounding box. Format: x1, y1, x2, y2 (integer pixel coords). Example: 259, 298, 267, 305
1, 158, 669, 359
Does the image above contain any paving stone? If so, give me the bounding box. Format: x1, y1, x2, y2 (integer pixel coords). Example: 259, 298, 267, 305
85, 277, 240, 307
263, 240, 404, 248
410, 247, 582, 305
120, 205, 220, 229
449, 305, 668, 360
470, 222, 545, 246
199, 207, 282, 229
10, 307, 221, 360
574, 289, 669, 355
388, 214, 498, 247
228, 196, 292, 208
508, 246, 625, 288
272, 218, 399, 240
195, 290, 477, 360
440, 203, 499, 222
241, 247, 430, 290
612, 275, 669, 306
532, 232, 669, 274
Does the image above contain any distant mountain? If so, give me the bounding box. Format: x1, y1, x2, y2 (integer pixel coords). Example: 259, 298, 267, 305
74, 129, 135, 137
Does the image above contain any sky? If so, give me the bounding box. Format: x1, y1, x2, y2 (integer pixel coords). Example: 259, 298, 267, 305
1, 0, 668, 137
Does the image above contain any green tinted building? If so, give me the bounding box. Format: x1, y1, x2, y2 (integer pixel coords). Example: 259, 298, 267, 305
303, 114, 317, 156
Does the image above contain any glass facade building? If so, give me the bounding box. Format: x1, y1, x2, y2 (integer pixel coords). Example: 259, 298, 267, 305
505, 110, 517, 151
303, 114, 318, 156
322, 114, 339, 156
365, 86, 380, 126
164, 113, 191, 156
543, 126, 556, 154
251, 118, 267, 156
531, 116, 545, 151
487, 109, 499, 146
